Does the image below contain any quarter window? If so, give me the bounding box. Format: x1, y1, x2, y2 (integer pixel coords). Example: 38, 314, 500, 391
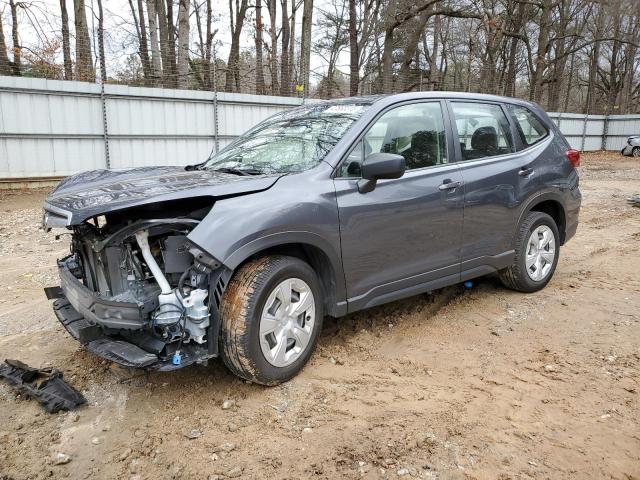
509, 105, 549, 147
451, 102, 515, 160
339, 102, 448, 177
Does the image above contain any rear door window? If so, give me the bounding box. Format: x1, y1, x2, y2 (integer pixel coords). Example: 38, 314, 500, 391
450, 102, 515, 161
509, 105, 549, 147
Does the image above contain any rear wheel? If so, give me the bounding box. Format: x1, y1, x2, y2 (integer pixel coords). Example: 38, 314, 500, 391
499, 211, 560, 293
219, 255, 323, 385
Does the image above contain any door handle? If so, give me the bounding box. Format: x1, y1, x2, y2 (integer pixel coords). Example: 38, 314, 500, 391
519, 167, 534, 177
439, 180, 462, 191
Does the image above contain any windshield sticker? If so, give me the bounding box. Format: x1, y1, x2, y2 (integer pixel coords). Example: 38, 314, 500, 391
325, 105, 365, 114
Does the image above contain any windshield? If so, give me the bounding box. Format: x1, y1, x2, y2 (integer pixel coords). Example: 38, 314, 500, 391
202, 103, 368, 174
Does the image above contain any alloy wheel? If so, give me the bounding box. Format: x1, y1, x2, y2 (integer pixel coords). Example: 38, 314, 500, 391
259, 278, 316, 367
525, 225, 556, 282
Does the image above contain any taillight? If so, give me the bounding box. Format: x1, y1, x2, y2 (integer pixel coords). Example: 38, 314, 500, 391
566, 149, 581, 168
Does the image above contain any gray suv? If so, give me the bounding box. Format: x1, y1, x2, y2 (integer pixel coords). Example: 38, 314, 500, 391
43, 92, 581, 384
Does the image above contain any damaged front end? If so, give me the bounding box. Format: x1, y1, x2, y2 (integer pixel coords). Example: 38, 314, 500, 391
46, 202, 230, 371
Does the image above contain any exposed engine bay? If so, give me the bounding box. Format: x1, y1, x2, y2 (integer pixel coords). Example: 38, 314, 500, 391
49, 201, 228, 370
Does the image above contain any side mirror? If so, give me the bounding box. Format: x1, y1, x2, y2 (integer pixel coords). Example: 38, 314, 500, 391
357, 153, 406, 193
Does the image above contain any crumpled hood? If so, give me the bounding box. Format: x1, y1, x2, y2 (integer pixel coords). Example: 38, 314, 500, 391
43, 166, 283, 227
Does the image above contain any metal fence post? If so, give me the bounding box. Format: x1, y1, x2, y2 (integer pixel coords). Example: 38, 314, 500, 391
212, 45, 219, 154
580, 114, 588, 152
100, 80, 111, 169
601, 115, 609, 151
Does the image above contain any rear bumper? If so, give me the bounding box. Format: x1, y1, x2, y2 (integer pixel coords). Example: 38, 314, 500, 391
563, 185, 581, 244
622, 146, 634, 156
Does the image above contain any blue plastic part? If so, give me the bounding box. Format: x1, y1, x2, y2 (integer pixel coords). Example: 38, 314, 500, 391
172, 351, 182, 365
463, 281, 473, 290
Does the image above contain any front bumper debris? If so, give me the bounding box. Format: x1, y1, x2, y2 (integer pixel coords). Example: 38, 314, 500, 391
0, 359, 86, 413
52, 293, 213, 371
58, 256, 151, 330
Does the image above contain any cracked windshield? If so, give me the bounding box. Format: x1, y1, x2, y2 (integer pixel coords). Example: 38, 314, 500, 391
203, 103, 368, 174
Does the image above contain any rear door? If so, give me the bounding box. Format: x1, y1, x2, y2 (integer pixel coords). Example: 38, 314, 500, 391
447, 100, 528, 273
333, 101, 464, 311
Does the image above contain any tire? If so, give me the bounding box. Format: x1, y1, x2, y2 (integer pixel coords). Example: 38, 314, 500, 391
499, 211, 560, 293
633, 147, 640, 158
219, 255, 324, 385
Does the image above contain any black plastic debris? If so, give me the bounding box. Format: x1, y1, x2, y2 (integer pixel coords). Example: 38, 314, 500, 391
0, 359, 86, 413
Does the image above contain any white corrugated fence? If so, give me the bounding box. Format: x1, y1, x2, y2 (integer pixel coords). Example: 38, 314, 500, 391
1, 76, 638, 180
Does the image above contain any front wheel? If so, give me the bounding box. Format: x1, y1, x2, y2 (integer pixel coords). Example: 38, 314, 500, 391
633, 147, 640, 158
219, 255, 323, 385
499, 211, 560, 293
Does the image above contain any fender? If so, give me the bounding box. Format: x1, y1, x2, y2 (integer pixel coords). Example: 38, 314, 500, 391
223, 230, 347, 316
513, 189, 567, 244
186, 170, 347, 315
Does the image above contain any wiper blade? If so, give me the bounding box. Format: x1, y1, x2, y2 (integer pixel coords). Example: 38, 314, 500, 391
184, 163, 204, 171
212, 167, 263, 176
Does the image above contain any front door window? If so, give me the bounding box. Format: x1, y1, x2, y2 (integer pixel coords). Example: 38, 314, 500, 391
339, 102, 448, 177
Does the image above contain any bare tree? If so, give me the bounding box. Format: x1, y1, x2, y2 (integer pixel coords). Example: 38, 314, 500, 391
60, 0, 72, 80
0, 9, 11, 76
348, 0, 357, 95
299, 0, 313, 95
97, 0, 107, 82
9, 0, 20, 76
255, 0, 266, 94
147, 0, 161, 84
176, 0, 190, 88
225, 0, 249, 92
266, 0, 279, 93
73, 0, 95, 81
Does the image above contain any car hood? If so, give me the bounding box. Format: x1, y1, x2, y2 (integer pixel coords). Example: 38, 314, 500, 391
43, 166, 283, 227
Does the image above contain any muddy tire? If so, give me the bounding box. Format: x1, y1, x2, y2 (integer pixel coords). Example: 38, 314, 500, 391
219, 255, 324, 385
499, 211, 560, 293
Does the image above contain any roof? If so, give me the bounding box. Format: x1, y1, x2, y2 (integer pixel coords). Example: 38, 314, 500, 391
315, 91, 537, 109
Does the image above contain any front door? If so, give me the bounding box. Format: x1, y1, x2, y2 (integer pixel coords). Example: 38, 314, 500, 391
333, 101, 464, 311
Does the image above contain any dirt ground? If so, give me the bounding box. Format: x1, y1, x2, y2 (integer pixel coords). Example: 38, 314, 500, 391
0, 152, 638, 480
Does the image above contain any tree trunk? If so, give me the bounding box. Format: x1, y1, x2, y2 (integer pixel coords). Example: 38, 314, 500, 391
137, 0, 152, 85
267, 0, 279, 93
73, 0, 95, 81
502, 0, 523, 96
225, 0, 249, 92
381, 0, 398, 93
60, 0, 73, 80
430, 15, 441, 90
255, 0, 265, 94
529, 0, 551, 102
398, 10, 430, 92
349, 0, 358, 96
205, 0, 214, 89
97, 0, 107, 82
0, 10, 11, 76
299, 0, 313, 95
147, 0, 161, 85
563, 51, 575, 112
157, 0, 177, 88
585, 6, 604, 114
176, 0, 190, 89
280, 0, 290, 95
289, 0, 296, 86
619, 15, 638, 114
9, 0, 21, 76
